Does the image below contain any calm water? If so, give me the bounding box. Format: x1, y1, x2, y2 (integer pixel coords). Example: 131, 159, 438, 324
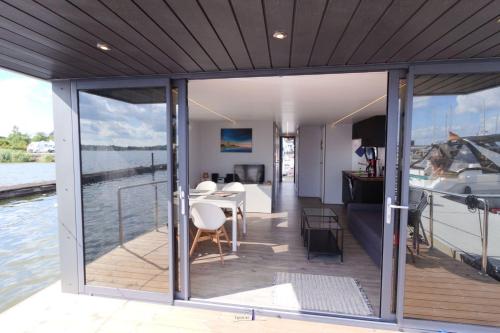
0, 194, 59, 313
0, 163, 55, 186
0, 151, 169, 313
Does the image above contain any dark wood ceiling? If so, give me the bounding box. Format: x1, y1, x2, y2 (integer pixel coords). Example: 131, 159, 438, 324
0, 0, 500, 80
414, 73, 500, 95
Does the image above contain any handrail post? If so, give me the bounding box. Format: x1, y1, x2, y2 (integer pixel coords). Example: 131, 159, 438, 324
155, 184, 159, 231
478, 198, 489, 274
429, 192, 434, 249
118, 188, 124, 246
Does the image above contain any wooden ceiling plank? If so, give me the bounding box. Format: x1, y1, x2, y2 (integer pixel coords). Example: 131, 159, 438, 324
391, 0, 491, 62
329, 0, 393, 66
0, 57, 52, 79
433, 18, 499, 60
198, 0, 252, 70
414, 74, 437, 88
461, 76, 500, 94
164, 0, 234, 71
370, 0, 457, 64
427, 74, 495, 94
412, 1, 500, 61
37, 0, 169, 74
0, 26, 104, 76
102, 0, 200, 73
0, 47, 74, 77
0, 37, 92, 77
309, 0, 360, 66
231, 0, 271, 69
263, 0, 294, 68
414, 74, 457, 92
420, 74, 473, 93
348, 0, 426, 65
6, 0, 151, 75
0, 1, 127, 76
70, 0, 181, 73
291, 0, 327, 68
134, 0, 217, 71
451, 74, 500, 93
454, 31, 500, 59
0, 15, 119, 76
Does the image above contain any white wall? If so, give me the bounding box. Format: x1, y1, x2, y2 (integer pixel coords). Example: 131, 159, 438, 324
189, 121, 201, 187
189, 120, 274, 185
323, 124, 353, 204
298, 126, 322, 197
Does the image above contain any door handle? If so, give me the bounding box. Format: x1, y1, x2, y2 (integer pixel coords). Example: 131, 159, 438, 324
180, 187, 186, 215
385, 197, 409, 224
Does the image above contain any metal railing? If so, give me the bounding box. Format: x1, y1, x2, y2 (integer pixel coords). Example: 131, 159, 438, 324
117, 180, 167, 245
411, 186, 496, 273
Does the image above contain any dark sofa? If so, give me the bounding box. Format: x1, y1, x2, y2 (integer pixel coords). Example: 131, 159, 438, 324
347, 203, 383, 268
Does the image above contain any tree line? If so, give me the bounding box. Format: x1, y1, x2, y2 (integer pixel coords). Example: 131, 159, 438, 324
0, 126, 54, 150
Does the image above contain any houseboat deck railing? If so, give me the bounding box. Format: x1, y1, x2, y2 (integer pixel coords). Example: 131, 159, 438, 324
117, 180, 168, 245
411, 186, 499, 273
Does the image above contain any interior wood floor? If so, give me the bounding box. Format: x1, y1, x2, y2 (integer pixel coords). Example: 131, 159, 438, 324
404, 243, 500, 327
190, 182, 382, 316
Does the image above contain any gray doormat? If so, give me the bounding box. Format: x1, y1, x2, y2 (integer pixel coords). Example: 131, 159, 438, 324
272, 272, 374, 316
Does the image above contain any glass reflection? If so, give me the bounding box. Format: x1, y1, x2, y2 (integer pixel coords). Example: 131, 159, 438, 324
404, 75, 500, 327
79, 87, 170, 293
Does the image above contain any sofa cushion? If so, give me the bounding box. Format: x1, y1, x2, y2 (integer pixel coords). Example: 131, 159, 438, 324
347, 204, 383, 268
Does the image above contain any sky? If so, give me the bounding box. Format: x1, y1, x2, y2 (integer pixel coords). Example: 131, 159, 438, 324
0, 69, 53, 137
79, 90, 167, 147
412, 85, 500, 145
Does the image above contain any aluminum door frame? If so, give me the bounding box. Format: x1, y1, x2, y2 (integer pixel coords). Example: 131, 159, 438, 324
72, 77, 176, 304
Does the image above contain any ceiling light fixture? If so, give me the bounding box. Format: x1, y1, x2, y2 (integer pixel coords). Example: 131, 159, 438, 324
272, 31, 288, 40
96, 42, 111, 51
497, 17, 500, 23
331, 83, 407, 127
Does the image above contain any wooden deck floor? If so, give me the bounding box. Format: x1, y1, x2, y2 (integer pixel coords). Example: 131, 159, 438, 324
84, 183, 500, 327
404, 244, 500, 327
86, 227, 169, 293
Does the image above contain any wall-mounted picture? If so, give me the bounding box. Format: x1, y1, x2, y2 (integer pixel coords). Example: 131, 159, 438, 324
221, 128, 252, 153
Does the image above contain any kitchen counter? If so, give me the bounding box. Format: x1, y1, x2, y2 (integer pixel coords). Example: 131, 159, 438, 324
343, 171, 384, 182
342, 171, 384, 204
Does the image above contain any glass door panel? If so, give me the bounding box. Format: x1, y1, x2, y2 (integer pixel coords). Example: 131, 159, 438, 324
78, 86, 173, 297
401, 73, 500, 327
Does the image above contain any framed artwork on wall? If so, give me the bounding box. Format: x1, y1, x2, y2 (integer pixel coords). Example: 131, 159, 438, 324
221, 128, 252, 152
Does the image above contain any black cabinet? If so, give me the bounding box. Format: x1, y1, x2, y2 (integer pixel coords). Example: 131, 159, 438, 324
342, 171, 383, 204
352, 115, 386, 147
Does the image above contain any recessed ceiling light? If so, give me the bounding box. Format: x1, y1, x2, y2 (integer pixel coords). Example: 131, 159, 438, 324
272, 31, 288, 40
96, 42, 111, 51
497, 17, 500, 23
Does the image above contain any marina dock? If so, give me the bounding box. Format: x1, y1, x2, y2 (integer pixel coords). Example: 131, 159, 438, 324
0, 181, 56, 200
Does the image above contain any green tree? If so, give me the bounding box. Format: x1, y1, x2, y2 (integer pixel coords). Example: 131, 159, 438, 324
7, 126, 31, 150
31, 132, 49, 142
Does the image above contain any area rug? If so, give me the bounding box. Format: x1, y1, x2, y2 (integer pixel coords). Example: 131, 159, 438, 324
272, 272, 374, 316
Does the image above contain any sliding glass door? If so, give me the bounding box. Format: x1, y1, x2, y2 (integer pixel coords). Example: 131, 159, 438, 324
76, 79, 178, 302
396, 72, 500, 328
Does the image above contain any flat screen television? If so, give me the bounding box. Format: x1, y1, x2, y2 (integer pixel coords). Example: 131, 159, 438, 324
234, 164, 265, 184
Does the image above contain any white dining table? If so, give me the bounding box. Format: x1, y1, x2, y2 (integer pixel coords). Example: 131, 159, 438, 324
189, 190, 246, 252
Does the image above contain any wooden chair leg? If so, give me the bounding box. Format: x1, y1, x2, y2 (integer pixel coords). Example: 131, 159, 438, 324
215, 231, 224, 264
221, 225, 231, 248
189, 229, 202, 256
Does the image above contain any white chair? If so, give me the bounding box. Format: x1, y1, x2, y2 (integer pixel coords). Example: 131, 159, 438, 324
222, 182, 245, 220
189, 203, 230, 264
196, 180, 217, 193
